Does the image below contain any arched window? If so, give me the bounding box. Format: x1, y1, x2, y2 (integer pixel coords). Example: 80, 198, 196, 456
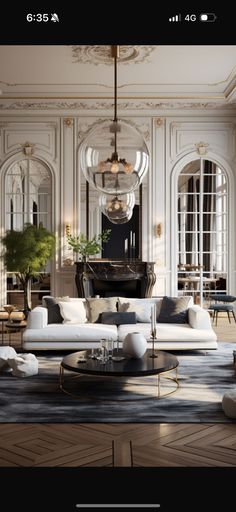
177, 159, 228, 306
5, 159, 52, 308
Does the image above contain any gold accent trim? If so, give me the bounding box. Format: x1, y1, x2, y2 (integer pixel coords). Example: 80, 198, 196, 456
63, 117, 73, 127
155, 118, 164, 127
59, 363, 179, 400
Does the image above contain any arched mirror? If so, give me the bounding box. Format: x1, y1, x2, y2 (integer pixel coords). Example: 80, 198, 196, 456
5, 158, 52, 308
177, 159, 228, 306
80, 170, 145, 260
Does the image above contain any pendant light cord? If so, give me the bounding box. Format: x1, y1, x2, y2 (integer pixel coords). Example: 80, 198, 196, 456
111, 46, 119, 158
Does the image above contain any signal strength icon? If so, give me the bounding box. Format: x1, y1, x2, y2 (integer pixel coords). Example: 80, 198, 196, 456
169, 14, 181, 22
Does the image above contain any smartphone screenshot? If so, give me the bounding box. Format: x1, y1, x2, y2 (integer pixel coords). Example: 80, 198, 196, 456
0, 7, 235, 512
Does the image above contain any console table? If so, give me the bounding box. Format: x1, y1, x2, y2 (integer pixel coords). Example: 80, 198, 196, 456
75, 261, 156, 298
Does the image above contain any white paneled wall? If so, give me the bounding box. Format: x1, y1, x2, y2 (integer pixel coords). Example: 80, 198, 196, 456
0, 110, 236, 303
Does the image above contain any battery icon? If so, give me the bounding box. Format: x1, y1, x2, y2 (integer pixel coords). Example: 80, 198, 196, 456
200, 13, 217, 22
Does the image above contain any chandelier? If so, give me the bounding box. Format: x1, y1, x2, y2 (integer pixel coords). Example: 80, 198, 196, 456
99, 191, 135, 224
80, 45, 149, 197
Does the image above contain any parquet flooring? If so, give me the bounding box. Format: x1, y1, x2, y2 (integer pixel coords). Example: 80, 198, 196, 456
0, 317, 235, 468
0, 423, 236, 467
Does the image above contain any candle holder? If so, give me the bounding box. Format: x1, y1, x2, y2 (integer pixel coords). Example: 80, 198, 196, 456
150, 328, 158, 358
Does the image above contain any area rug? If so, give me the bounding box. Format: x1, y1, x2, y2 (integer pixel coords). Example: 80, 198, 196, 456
0, 343, 236, 423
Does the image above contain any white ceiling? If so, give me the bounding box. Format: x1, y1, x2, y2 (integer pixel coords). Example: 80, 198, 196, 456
0, 45, 236, 107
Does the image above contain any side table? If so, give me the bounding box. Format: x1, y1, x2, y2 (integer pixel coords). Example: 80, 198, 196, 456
0, 313, 9, 345
6, 321, 27, 350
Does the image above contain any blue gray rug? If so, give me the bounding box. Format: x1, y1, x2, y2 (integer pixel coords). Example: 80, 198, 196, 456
0, 343, 235, 422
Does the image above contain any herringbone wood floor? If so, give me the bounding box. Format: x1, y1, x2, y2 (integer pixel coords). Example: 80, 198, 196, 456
1, 317, 235, 467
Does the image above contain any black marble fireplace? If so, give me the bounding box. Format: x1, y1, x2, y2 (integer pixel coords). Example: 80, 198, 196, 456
75, 261, 156, 298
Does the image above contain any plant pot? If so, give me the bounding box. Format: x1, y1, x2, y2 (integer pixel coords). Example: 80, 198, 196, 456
123, 332, 147, 359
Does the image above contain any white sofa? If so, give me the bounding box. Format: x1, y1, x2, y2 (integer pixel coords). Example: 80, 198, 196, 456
23, 297, 217, 351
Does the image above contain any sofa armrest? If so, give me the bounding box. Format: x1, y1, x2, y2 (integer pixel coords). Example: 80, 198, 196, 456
188, 306, 212, 330
27, 307, 48, 329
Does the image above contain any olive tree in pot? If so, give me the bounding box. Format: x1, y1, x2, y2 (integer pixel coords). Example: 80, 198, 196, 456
2, 223, 55, 317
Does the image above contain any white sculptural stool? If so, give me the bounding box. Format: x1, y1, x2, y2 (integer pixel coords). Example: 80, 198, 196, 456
222, 391, 236, 419
0, 346, 38, 377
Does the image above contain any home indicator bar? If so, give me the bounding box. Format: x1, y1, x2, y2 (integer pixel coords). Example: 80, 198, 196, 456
76, 506, 161, 509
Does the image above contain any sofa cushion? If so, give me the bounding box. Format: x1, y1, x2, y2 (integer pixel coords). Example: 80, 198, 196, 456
43, 296, 63, 324
23, 323, 118, 343
117, 322, 216, 342
101, 312, 136, 325
58, 300, 87, 324
86, 297, 117, 323
158, 296, 191, 323
118, 297, 162, 323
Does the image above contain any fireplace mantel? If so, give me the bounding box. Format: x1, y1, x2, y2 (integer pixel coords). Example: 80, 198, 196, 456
75, 260, 156, 298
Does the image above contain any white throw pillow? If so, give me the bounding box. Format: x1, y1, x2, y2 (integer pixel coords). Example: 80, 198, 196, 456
118, 298, 161, 323
58, 300, 87, 324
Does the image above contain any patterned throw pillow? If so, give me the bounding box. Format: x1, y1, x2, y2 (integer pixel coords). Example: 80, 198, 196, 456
118, 298, 159, 323
86, 297, 118, 323
158, 296, 192, 323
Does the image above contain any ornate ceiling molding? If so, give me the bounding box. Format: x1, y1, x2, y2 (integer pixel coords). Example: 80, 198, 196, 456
71, 46, 156, 65
0, 100, 235, 111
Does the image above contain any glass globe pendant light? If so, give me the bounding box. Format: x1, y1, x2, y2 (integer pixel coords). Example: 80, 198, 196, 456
99, 191, 135, 224
80, 45, 149, 196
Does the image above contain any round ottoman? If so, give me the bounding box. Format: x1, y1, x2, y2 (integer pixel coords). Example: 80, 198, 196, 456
222, 391, 236, 419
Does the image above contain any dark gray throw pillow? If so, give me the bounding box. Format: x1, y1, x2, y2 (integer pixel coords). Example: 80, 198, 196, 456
101, 312, 137, 325
158, 296, 191, 324
43, 296, 63, 324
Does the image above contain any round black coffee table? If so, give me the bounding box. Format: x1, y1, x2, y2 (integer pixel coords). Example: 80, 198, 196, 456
60, 349, 179, 399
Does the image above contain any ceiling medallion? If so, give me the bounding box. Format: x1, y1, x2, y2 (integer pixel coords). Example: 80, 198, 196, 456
71, 45, 156, 65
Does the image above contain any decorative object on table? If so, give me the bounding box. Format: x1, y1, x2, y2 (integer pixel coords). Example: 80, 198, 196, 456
3, 304, 15, 316
9, 310, 25, 323
66, 225, 111, 262
112, 339, 125, 361
150, 304, 158, 358
1, 223, 55, 316
123, 332, 147, 359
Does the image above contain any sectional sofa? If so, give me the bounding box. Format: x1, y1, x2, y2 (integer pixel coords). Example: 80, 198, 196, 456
22, 296, 218, 351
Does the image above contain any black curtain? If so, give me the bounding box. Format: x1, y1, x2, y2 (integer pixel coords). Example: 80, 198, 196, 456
186, 177, 194, 264
33, 201, 38, 227
203, 161, 215, 271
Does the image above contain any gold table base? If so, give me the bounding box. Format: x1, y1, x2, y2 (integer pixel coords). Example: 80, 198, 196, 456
59, 365, 179, 401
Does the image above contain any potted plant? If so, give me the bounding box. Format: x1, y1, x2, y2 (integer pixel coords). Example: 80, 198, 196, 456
2, 223, 55, 315
66, 228, 111, 262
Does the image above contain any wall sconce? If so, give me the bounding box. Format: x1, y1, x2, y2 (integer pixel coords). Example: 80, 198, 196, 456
155, 223, 162, 238
65, 224, 71, 237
